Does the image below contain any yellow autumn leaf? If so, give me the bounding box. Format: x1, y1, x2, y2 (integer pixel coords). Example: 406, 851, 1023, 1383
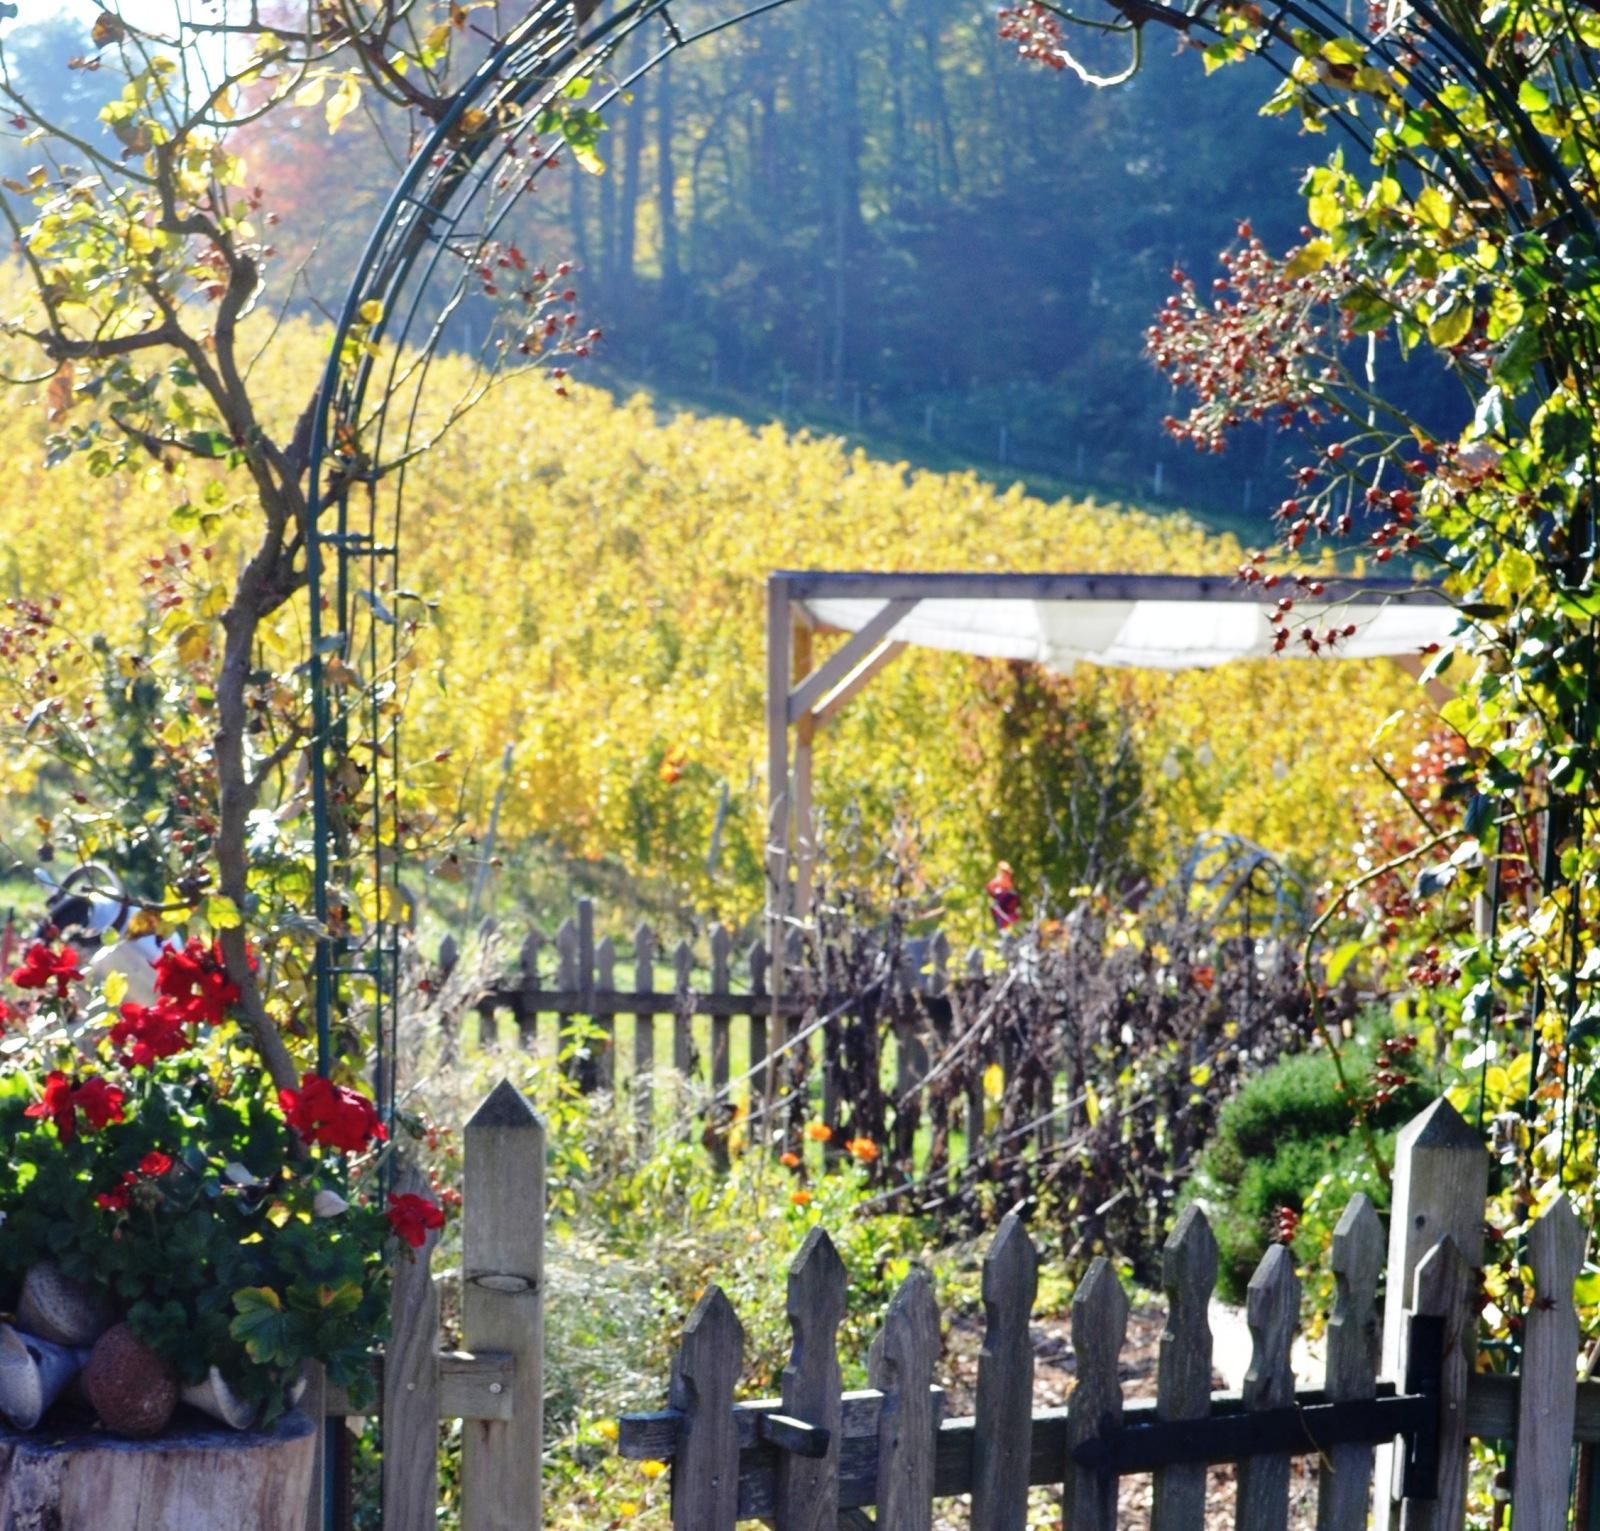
175, 624, 210, 665
325, 75, 361, 134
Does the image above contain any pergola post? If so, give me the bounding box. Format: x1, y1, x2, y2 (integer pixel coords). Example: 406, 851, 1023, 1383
792, 627, 816, 922
765, 576, 793, 951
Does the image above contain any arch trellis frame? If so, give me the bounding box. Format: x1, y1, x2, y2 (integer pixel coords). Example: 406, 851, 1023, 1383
301, 0, 1595, 1104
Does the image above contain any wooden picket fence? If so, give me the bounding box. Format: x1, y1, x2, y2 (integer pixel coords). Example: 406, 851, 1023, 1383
447, 896, 1323, 1239
617, 1096, 1598, 1528
311, 1077, 545, 1531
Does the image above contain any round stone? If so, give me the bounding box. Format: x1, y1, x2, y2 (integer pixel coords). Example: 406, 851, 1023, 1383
16, 1262, 113, 1348
82, 1324, 178, 1439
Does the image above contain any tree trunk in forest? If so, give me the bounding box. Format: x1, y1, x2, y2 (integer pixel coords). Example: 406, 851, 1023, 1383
616, 43, 645, 310
0, 1409, 316, 1530
656, 58, 680, 299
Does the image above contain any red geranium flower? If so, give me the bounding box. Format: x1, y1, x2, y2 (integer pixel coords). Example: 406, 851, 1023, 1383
154, 938, 240, 1026
279, 1074, 387, 1154
26, 1071, 77, 1140
25, 1071, 124, 1143
71, 1075, 126, 1132
386, 1192, 445, 1249
109, 999, 189, 1068
95, 1172, 136, 1212
139, 1150, 174, 1177
10, 942, 80, 998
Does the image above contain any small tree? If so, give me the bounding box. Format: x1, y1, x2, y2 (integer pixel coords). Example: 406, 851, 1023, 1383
0, 2, 592, 1087
1008, 0, 1600, 1324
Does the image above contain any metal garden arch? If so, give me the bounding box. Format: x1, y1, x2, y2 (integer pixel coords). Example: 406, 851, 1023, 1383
301, 0, 1592, 1102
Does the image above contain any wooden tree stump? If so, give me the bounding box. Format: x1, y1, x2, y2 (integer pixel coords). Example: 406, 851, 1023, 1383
0, 1408, 315, 1530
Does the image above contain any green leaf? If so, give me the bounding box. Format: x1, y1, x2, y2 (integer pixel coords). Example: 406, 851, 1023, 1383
1415, 185, 1453, 230
205, 894, 243, 930
1496, 547, 1536, 596
1427, 299, 1473, 347
230, 1286, 310, 1367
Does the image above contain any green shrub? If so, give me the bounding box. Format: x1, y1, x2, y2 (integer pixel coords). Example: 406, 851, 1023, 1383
1185, 1016, 1434, 1301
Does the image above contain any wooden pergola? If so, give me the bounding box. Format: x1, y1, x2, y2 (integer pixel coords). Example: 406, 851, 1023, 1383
764, 570, 1457, 932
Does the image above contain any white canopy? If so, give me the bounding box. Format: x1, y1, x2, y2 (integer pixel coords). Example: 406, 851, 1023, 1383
801, 590, 1456, 671
766, 572, 1459, 928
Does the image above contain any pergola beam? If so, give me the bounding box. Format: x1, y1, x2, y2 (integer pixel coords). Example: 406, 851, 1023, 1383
786, 599, 919, 723
777, 570, 1449, 605
812, 640, 909, 732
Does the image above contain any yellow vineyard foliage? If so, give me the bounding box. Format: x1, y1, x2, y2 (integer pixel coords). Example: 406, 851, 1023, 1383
0, 311, 1429, 928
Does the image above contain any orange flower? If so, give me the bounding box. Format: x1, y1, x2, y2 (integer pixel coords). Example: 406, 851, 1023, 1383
790, 1189, 813, 1206
779, 1151, 801, 1168
846, 1136, 879, 1164
1191, 964, 1215, 992
804, 1122, 832, 1143
658, 743, 688, 784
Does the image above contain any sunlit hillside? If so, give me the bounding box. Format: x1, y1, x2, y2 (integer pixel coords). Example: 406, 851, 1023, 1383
2, 317, 1426, 927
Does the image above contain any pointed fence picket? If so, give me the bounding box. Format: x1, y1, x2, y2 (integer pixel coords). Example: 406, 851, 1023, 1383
305, 1073, 1598, 1531
315, 1077, 543, 1531
460, 900, 1106, 1188
617, 1096, 1600, 1529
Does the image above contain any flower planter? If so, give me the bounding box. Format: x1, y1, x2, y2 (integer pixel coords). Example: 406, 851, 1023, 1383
0, 1407, 315, 1529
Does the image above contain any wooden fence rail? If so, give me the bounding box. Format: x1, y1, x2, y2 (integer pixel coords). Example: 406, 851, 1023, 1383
444, 895, 1325, 1240
618, 1097, 1593, 1529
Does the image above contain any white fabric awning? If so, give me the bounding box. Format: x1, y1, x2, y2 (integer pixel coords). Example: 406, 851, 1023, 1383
798, 583, 1456, 673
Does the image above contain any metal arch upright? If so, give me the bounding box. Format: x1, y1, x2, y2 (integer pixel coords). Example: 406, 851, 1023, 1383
301, 0, 820, 1101
300, 0, 1597, 1107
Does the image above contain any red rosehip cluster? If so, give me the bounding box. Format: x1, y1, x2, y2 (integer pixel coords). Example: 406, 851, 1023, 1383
386, 1191, 445, 1249
10, 941, 81, 998
997, 3, 1071, 69
1271, 1205, 1300, 1244
1148, 228, 1345, 455
1372, 1034, 1420, 1106
279, 1073, 387, 1154
25, 1070, 125, 1143
1406, 947, 1461, 989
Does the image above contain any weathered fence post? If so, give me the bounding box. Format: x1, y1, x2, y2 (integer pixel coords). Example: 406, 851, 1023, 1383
748, 940, 770, 1140
516, 931, 540, 1050
1401, 1237, 1475, 1531
669, 1288, 744, 1531
868, 1267, 942, 1530
594, 934, 616, 1092
1063, 1257, 1127, 1531
462, 1080, 545, 1531
1375, 1100, 1487, 1531
1236, 1242, 1301, 1531
1152, 1204, 1216, 1531
384, 1163, 443, 1531
1512, 1195, 1585, 1531
972, 1215, 1037, 1531
673, 939, 695, 1078
633, 921, 657, 1148
776, 1228, 845, 1529
1316, 1194, 1384, 1531
710, 924, 732, 1167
